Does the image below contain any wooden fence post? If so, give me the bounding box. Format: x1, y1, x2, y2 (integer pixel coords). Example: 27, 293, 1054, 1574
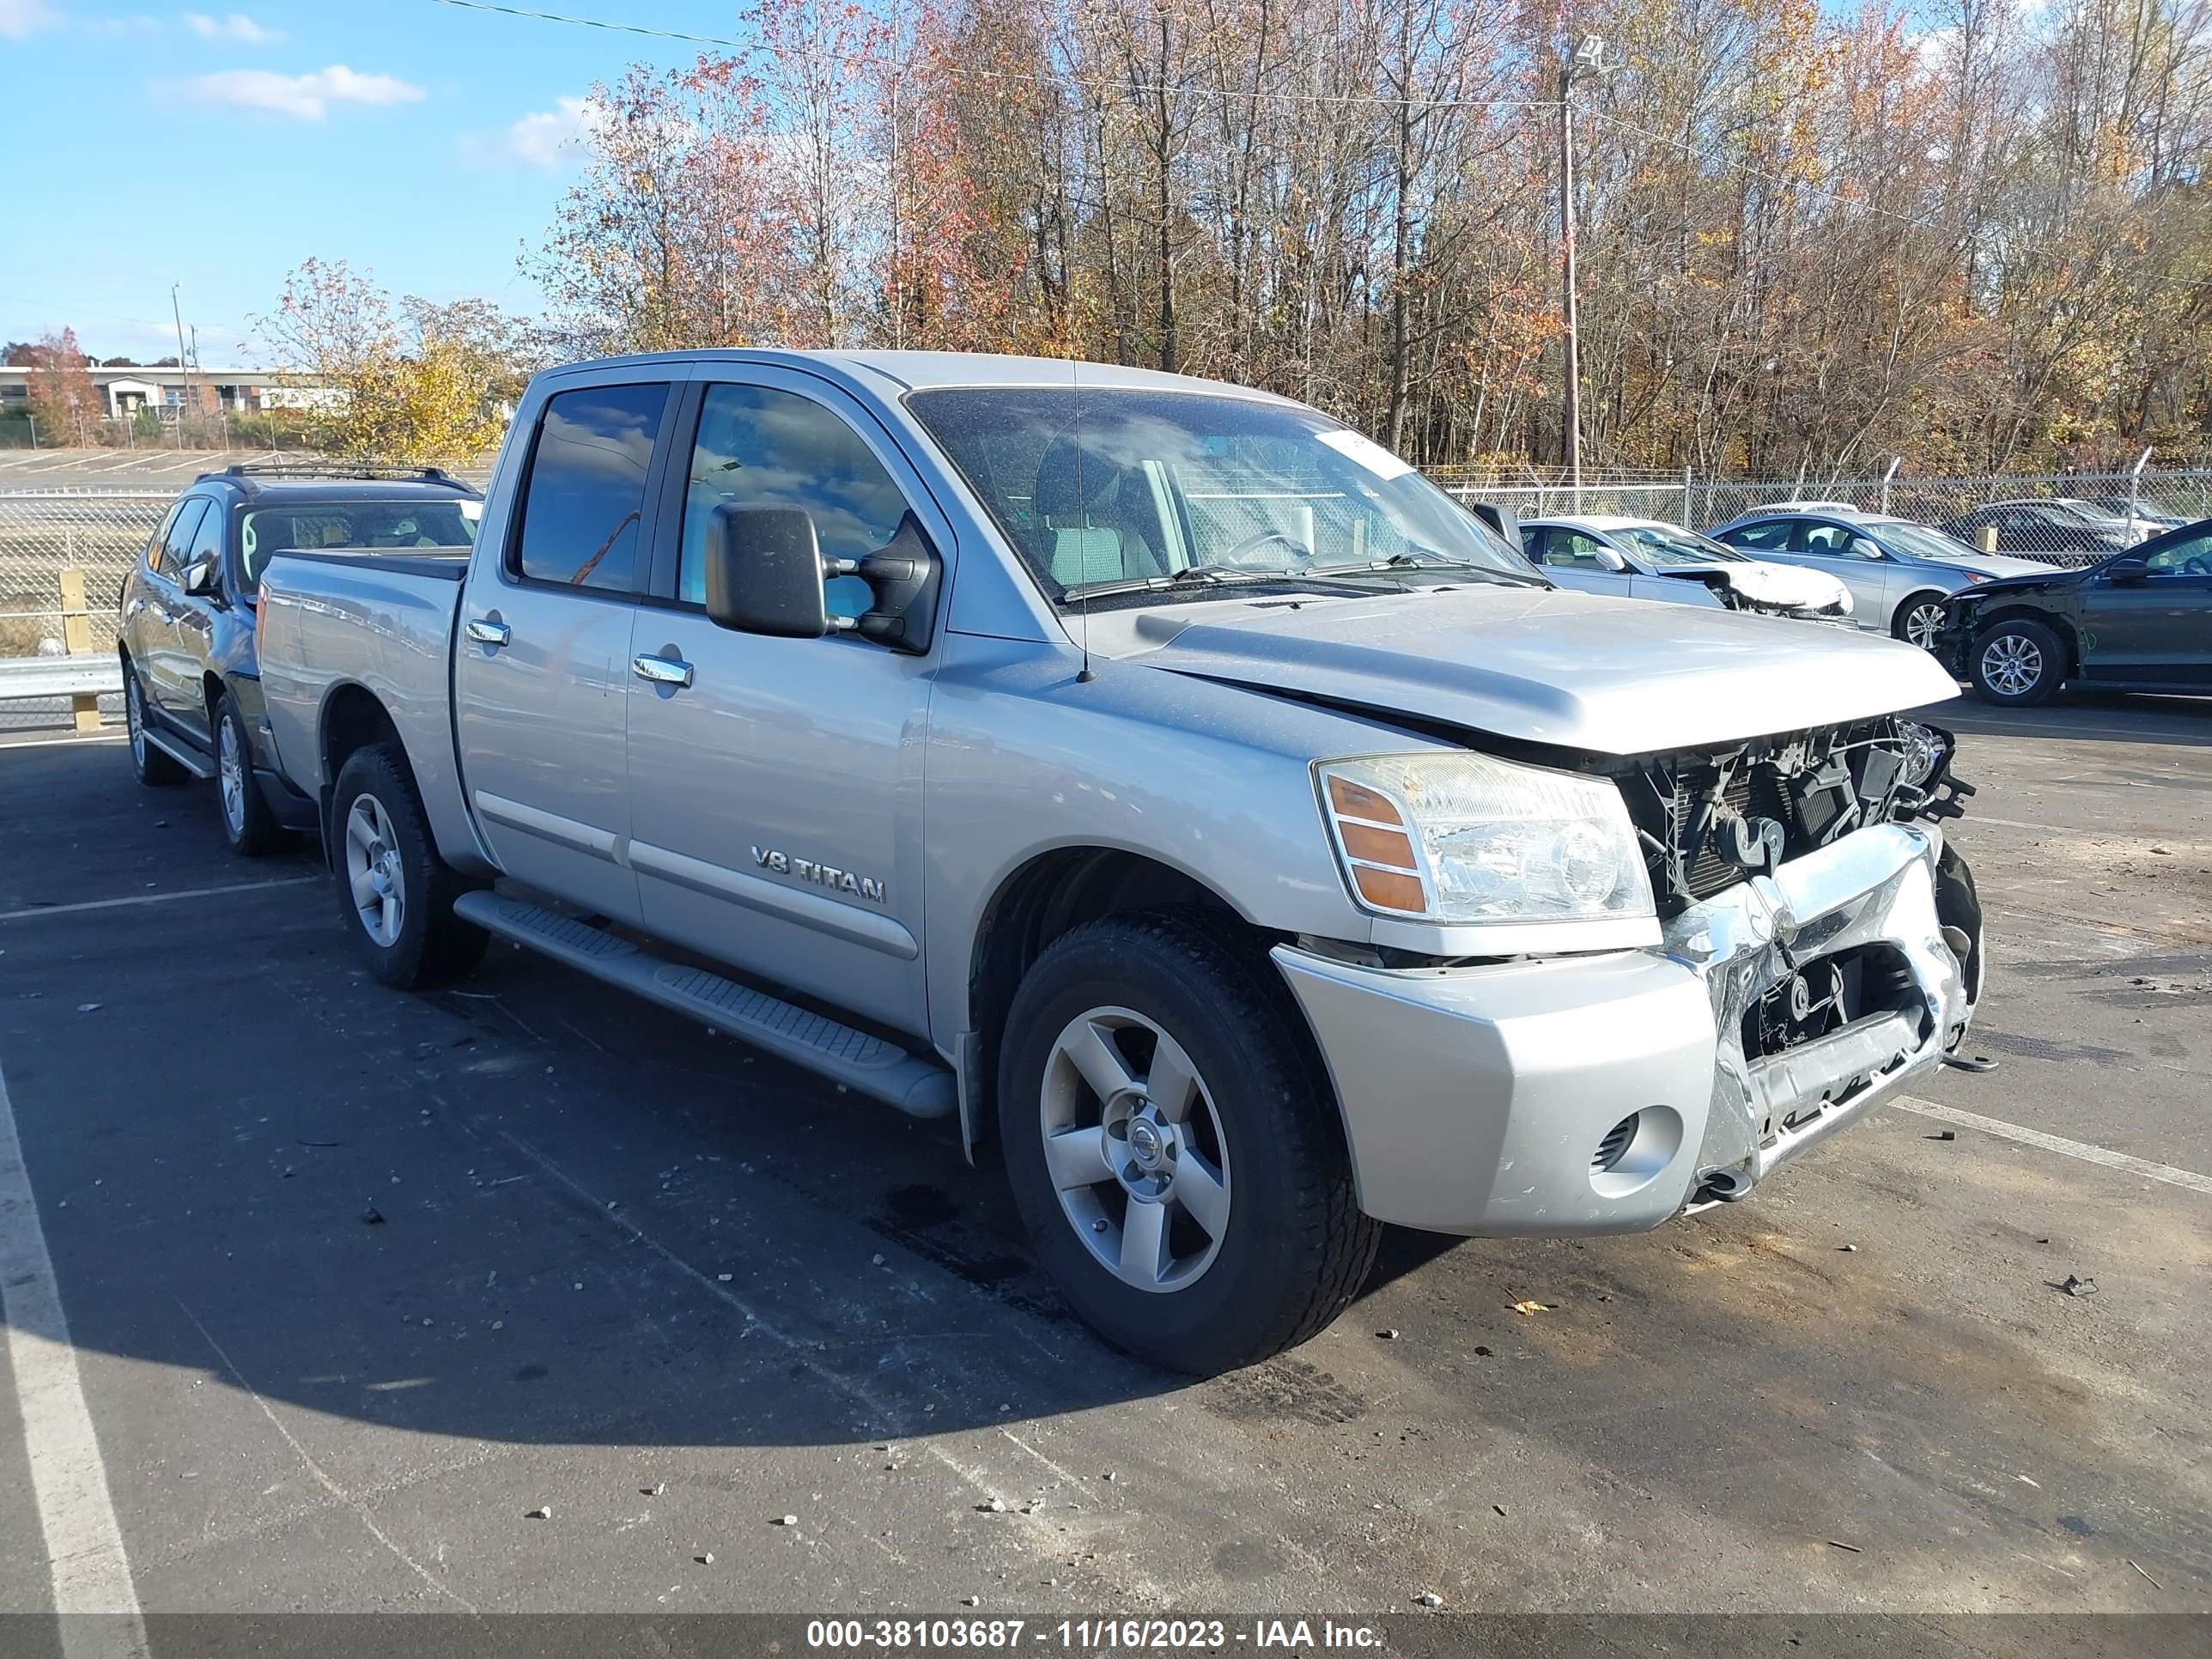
58, 567, 103, 734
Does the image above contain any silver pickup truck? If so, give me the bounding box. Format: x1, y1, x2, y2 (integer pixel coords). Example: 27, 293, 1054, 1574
255, 350, 1986, 1375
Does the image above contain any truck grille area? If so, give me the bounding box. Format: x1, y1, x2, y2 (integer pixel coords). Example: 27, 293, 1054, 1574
1612, 716, 1968, 915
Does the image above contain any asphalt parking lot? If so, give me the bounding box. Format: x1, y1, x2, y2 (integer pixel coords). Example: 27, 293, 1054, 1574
0, 692, 2206, 1635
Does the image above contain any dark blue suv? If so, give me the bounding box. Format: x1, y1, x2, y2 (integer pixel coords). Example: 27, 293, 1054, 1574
118, 465, 480, 854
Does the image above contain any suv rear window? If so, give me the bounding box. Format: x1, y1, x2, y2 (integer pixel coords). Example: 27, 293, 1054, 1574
240, 500, 477, 585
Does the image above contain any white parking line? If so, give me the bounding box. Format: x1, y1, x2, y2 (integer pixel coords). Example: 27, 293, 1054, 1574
1893, 1096, 2212, 1196
0, 1057, 148, 1657
0, 877, 318, 925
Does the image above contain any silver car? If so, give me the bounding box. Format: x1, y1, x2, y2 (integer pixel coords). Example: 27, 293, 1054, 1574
1521, 514, 1852, 621
1709, 507, 2053, 649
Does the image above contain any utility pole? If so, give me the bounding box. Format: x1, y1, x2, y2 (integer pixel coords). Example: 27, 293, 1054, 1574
171, 283, 191, 446
1558, 35, 1613, 509
1559, 73, 1581, 504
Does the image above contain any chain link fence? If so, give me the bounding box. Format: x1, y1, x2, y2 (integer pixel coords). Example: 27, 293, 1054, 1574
1438, 466, 2212, 566
0, 491, 172, 731
3, 463, 2205, 733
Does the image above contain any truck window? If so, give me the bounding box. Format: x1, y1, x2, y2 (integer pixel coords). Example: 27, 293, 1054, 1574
144, 496, 191, 571
511, 383, 670, 592
678, 383, 911, 618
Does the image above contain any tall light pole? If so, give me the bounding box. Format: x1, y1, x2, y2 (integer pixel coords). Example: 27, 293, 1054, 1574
171, 283, 192, 446
1559, 34, 1612, 507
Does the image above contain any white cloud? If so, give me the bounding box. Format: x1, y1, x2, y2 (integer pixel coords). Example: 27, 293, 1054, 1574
183, 9, 279, 41
0, 0, 63, 41
466, 94, 609, 167
182, 64, 425, 119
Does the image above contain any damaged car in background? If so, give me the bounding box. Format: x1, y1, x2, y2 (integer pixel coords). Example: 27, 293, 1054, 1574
1519, 514, 1855, 623
252, 351, 1990, 1375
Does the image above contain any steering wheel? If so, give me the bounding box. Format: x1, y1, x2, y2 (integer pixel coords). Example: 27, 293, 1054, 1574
1217, 527, 1313, 566
2176, 551, 2212, 575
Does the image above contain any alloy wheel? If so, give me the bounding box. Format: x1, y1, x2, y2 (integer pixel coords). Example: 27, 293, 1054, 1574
1038, 1006, 1231, 1293
343, 793, 406, 948
1905, 601, 1946, 650
126, 678, 146, 769
1980, 632, 2045, 698
218, 716, 246, 836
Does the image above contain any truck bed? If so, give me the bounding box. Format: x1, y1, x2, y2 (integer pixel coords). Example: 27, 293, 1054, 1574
255, 547, 473, 859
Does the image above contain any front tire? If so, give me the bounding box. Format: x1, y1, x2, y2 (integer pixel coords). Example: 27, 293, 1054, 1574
125, 669, 186, 787
329, 744, 489, 989
1971, 617, 2064, 706
215, 690, 283, 857
1893, 592, 1948, 651
997, 911, 1379, 1375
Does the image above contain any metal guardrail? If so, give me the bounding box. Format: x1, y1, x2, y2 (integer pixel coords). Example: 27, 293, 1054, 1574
0, 657, 123, 699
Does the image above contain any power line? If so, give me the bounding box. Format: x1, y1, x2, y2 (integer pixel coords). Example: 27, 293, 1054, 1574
428, 0, 1557, 112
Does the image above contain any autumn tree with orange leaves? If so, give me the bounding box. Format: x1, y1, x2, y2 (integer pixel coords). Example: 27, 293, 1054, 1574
528, 0, 2212, 475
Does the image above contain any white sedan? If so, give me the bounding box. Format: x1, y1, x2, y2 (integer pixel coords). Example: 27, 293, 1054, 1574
1519, 514, 1854, 621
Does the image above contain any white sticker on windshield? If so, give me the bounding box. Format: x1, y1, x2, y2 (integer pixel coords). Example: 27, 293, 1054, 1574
1316, 428, 1415, 480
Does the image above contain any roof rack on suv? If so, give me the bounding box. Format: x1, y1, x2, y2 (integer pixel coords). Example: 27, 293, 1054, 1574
206, 464, 473, 487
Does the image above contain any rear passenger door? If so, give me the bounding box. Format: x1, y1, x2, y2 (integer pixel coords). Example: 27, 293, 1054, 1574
622, 369, 943, 1037
453, 372, 678, 924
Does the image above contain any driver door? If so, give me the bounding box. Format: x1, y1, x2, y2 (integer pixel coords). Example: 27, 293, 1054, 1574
622, 370, 945, 1038
1529, 528, 1636, 600
2079, 527, 2212, 687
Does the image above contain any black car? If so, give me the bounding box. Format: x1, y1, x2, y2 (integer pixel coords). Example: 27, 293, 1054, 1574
1936, 499, 2136, 559
1939, 518, 2212, 703
118, 465, 481, 852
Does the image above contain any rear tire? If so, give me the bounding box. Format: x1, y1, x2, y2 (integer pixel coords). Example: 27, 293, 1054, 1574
329, 743, 489, 989
1970, 617, 2064, 706
1892, 592, 1948, 651
215, 690, 283, 857
997, 910, 1380, 1376
125, 669, 186, 787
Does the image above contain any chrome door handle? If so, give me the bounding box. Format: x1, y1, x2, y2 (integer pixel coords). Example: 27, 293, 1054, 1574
465, 618, 511, 647
631, 653, 693, 689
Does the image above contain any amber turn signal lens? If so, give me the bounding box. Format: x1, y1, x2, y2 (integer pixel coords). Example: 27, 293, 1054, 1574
1352, 866, 1427, 913
1338, 821, 1417, 867
1327, 775, 1403, 825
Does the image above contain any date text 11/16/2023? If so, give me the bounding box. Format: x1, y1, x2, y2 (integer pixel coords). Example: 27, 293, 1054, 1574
805, 1618, 1386, 1650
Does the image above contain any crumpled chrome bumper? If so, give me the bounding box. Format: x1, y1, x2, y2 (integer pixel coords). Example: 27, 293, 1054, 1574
1663, 822, 1980, 1200
1273, 821, 1982, 1237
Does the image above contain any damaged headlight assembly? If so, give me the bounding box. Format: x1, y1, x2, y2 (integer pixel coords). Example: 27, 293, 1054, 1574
1316, 753, 1656, 927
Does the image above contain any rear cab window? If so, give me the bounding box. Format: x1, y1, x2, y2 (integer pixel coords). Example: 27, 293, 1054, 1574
510, 383, 672, 592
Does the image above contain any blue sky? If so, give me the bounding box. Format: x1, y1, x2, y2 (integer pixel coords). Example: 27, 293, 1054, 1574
1, 2, 736, 364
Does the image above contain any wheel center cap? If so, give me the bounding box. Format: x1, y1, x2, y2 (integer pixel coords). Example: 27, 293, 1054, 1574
1128, 1120, 1164, 1170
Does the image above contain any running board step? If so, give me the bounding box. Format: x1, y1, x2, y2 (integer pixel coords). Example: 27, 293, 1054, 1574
452, 891, 956, 1119
143, 726, 216, 780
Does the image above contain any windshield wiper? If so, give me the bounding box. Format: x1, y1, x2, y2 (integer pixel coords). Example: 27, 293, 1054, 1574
1310, 550, 1551, 587
1060, 562, 1306, 601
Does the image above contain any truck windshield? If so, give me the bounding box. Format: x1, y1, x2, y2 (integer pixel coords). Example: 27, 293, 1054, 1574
241, 499, 478, 585
908, 387, 1534, 601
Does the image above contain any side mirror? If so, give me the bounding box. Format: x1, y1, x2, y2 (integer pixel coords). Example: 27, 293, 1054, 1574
1593, 545, 1629, 573
1462, 500, 1520, 550
1850, 538, 1886, 561
2106, 555, 2149, 586
703, 505, 830, 639
183, 559, 220, 597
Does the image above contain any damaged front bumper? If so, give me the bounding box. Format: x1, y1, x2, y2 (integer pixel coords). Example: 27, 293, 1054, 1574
1273, 821, 1982, 1236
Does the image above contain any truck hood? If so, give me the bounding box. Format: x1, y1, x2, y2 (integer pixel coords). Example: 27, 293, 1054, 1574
1117, 584, 1959, 755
